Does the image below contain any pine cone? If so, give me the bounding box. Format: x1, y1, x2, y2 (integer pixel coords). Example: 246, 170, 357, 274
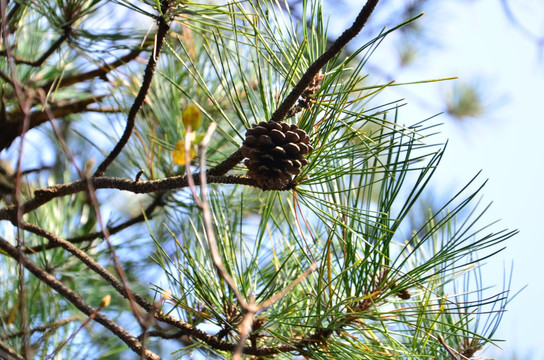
242, 121, 313, 190
396, 288, 411, 300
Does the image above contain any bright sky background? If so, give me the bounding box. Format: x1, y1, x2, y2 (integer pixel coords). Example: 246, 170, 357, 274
421, 3, 544, 358
358, 1, 544, 358
329, 0, 544, 358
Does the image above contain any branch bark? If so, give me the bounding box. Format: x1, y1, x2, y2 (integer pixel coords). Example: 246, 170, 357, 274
0, 173, 261, 221
270, 0, 379, 123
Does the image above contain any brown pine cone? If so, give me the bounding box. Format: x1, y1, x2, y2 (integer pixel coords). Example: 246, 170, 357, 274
241, 121, 313, 190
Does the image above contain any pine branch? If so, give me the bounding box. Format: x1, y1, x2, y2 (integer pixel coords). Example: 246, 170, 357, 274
24, 195, 165, 253
41, 49, 143, 92
0, 236, 161, 360
0, 95, 109, 151
0, 316, 80, 340
206, 148, 244, 176
0, 340, 25, 360
6, 32, 69, 67
93, 1, 172, 177
0, 173, 269, 222
269, 0, 379, 123
0, 68, 13, 86
16, 220, 294, 356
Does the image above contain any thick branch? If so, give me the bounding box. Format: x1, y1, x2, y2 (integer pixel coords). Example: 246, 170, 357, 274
0, 50, 141, 151
0, 340, 25, 360
1, 95, 108, 151
0, 174, 262, 221
269, 0, 379, 123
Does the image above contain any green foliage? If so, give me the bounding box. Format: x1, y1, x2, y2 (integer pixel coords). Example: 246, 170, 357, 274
0, 0, 517, 359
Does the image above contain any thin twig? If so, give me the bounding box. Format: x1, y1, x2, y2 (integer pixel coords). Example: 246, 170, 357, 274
258, 263, 317, 309
233, 309, 256, 360
36, 90, 148, 328
93, 1, 171, 177
41, 49, 143, 92
19, 222, 147, 303
28, 94, 108, 123
5, 1, 21, 33
12, 32, 69, 67
196, 124, 259, 358
437, 334, 463, 360
2, 0, 34, 351
0, 316, 80, 340
23, 195, 165, 253
196, 123, 255, 312
184, 128, 202, 207
206, 148, 244, 176
45, 297, 109, 359
269, 0, 379, 123
0, 68, 13, 86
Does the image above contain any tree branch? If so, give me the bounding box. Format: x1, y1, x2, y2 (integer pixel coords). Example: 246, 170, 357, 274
0, 49, 141, 151
0, 236, 161, 360
41, 49, 143, 93
269, 0, 379, 123
206, 148, 244, 176
19, 222, 153, 305
93, 3, 171, 177
28, 195, 166, 253
7, 33, 69, 67
1, 95, 109, 151
0, 339, 25, 360
0, 316, 80, 340
6, 223, 349, 357
0, 173, 265, 221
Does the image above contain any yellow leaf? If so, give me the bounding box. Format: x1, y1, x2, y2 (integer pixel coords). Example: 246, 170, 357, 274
5, 298, 20, 325
100, 294, 111, 308
172, 139, 196, 165
182, 103, 202, 130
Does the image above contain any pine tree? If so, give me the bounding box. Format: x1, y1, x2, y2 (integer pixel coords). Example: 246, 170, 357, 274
0, 0, 517, 359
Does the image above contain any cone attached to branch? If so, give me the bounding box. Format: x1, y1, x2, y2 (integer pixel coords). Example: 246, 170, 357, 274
242, 121, 313, 190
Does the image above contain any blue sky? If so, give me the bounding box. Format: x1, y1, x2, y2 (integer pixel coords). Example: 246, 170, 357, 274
369, 1, 544, 358
416, 2, 544, 358
330, 0, 544, 358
